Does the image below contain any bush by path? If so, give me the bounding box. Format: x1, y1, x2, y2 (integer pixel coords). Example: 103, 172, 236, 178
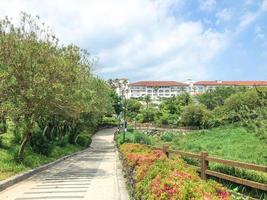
120, 143, 232, 200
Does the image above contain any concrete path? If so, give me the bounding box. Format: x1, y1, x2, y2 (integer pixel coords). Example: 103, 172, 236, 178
0, 128, 129, 200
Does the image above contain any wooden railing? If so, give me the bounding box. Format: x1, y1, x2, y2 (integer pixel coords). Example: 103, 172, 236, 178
146, 145, 267, 192
132, 123, 199, 132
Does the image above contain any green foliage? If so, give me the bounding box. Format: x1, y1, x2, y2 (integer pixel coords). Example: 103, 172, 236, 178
30, 134, 53, 156
161, 132, 174, 142
136, 106, 158, 123
120, 144, 232, 200
133, 132, 152, 144
197, 87, 247, 110
109, 90, 123, 116
0, 131, 83, 180
100, 116, 117, 127
181, 104, 210, 128
171, 126, 267, 165
126, 99, 142, 119
75, 134, 92, 147
115, 131, 152, 145
0, 135, 3, 148
207, 88, 267, 141
0, 13, 113, 160
154, 94, 191, 127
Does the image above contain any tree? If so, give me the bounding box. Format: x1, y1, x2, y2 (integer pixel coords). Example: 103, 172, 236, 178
181, 104, 210, 128
196, 87, 247, 110
144, 95, 151, 108
0, 13, 113, 160
127, 99, 142, 119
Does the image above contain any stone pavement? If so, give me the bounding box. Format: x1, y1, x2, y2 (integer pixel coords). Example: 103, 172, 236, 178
0, 128, 129, 200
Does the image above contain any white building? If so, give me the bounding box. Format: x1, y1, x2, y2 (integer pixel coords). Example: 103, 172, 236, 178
128, 81, 190, 99
114, 79, 267, 99
193, 81, 267, 94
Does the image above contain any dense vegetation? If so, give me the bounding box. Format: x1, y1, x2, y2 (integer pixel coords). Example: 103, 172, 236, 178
0, 130, 83, 180
116, 86, 267, 142
120, 143, 232, 200
116, 127, 267, 199
116, 126, 267, 165
0, 12, 114, 170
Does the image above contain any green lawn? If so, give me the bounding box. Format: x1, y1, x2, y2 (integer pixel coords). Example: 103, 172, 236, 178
167, 126, 267, 165
0, 133, 84, 181
123, 126, 267, 166
117, 125, 267, 198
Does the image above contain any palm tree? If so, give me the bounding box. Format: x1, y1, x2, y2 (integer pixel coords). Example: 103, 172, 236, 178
144, 95, 151, 108
154, 86, 159, 99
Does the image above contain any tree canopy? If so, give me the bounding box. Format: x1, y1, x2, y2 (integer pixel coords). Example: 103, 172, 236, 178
0, 13, 113, 160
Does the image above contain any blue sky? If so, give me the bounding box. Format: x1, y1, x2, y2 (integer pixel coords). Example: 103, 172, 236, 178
0, 0, 267, 82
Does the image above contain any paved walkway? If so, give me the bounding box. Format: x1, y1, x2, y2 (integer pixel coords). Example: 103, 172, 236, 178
0, 128, 129, 200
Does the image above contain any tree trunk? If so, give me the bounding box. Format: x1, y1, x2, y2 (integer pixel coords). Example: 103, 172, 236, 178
42, 125, 48, 137
2, 117, 7, 133
18, 122, 33, 161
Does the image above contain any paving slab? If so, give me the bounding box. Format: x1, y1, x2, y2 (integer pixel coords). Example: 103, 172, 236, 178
0, 128, 129, 200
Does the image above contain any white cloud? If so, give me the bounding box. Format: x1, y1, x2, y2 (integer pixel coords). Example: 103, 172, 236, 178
236, 0, 267, 32
261, 0, 267, 11
199, 0, 216, 11
255, 25, 265, 39
216, 8, 232, 24
237, 12, 258, 31
0, 0, 229, 81
245, 0, 254, 5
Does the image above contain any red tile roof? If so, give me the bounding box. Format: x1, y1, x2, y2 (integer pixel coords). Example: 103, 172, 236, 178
194, 81, 267, 86
129, 81, 189, 87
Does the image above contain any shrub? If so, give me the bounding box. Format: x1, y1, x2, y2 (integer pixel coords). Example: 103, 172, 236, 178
0, 135, 3, 148
161, 132, 174, 142
30, 134, 53, 156
120, 144, 232, 200
181, 104, 210, 128
55, 136, 69, 147
115, 131, 152, 145
75, 134, 92, 147
100, 116, 117, 127
137, 107, 158, 123
133, 132, 152, 145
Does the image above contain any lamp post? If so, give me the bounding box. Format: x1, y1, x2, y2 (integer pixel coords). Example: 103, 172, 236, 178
119, 80, 128, 143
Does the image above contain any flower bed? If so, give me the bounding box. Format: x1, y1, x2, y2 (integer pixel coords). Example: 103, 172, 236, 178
120, 143, 232, 200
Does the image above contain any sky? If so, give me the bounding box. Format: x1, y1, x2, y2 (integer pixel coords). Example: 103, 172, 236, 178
0, 0, 267, 82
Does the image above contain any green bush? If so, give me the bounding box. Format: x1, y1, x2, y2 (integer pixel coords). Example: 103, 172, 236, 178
133, 132, 152, 145
100, 116, 117, 127
115, 131, 152, 145
0, 135, 3, 148
161, 132, 174, 142
30, 134, 53, 156
75, 134, 92, 147
55, 136, 69, 147
127, 125, 134, 132
181, 104, 210, 128
136, 107, 158, 123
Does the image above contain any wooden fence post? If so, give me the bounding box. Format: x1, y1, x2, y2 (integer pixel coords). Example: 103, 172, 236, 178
163, 145, 169, 158
201, 151, 209, 180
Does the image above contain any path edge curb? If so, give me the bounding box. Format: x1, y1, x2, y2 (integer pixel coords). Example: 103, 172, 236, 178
0, 148, 89, 192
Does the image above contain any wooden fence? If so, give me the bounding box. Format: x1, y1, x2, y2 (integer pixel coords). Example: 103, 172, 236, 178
132, 122, 199, 132
146, 144, 267, 192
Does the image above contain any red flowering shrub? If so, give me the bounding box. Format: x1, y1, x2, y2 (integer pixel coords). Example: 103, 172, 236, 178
120, 143, 232, 200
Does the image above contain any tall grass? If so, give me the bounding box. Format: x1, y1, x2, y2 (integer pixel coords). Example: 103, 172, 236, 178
0, 133, 83, 181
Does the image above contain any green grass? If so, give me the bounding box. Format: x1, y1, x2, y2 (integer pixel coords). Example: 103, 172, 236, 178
118, 125, 267, 166
118, 125, 267, 199
0, 133, 84, 181
170, 126, 267, 166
